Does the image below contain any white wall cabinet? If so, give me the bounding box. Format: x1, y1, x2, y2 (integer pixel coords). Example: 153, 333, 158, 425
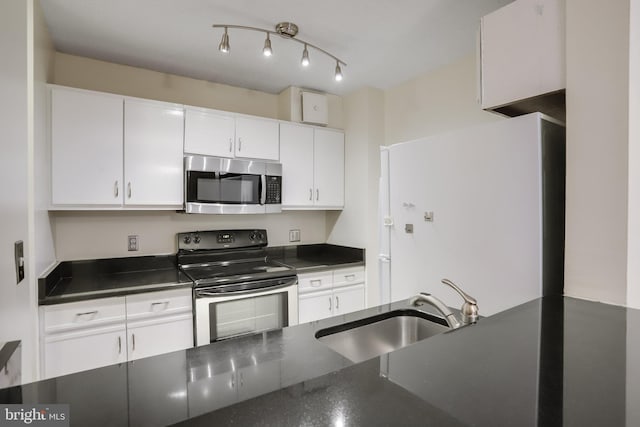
479, 0, 565, 109
280, 123, 344, 210
298, 267, 365, 324
51, 87, 123, 206
124, 99, 184, 207
183, 108, 279, 161
50, 86, 184, 209
41, 288, 193, 378
184, 107, 236, 157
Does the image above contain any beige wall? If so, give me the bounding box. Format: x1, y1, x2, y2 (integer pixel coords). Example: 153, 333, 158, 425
564, 0, 630, 305
384, 54, 502, 145
54, 53, 280, 119
327, 87, 384, 306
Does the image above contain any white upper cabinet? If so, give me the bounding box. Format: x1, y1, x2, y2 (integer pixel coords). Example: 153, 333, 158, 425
51, 87, 123, 206
235, 116, 279, 160
280, 123, 315, 207
50, 85, 184, 210
479, 0, 565, 109
184, 107, 235, 157
124, 98, 184, 207
313, 128, 344, 209
280, 123, 344, 210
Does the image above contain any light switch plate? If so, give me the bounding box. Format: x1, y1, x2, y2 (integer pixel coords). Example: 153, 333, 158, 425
289, 229, 301, 242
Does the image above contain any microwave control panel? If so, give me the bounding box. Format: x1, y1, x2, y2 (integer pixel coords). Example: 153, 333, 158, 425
265, 176, 282, 204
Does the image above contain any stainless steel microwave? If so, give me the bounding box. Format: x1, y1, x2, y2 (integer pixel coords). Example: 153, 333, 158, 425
184, 155, 282, 214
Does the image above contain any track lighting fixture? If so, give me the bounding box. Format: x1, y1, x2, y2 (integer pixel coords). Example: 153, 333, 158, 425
218, 27, 230, 53
334, 61, 343, 81
301, 44, 310, 67
263, 33, 272, 57
212, 22, 346, 82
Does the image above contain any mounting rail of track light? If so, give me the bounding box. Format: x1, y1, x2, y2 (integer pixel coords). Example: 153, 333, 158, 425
213, 22, 346, 82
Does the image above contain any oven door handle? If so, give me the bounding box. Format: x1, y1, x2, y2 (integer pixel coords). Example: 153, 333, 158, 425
260, 174, 267, 205
195, 277, 297, 298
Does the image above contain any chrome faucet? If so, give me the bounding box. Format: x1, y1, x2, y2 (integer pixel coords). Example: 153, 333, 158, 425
410, 278, 479, 328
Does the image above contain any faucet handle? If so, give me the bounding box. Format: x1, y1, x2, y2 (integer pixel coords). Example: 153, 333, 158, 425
441, 278, 478, 324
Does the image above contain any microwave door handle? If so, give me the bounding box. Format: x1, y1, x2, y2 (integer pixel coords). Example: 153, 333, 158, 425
260, 175, 267, 205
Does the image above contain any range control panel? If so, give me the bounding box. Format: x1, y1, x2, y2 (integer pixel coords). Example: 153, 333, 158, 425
178, 229, 268, 251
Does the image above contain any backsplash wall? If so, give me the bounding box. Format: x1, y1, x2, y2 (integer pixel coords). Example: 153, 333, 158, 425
52, 211, 327, 261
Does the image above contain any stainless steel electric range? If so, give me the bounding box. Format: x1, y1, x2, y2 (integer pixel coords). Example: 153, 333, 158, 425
177, 229, 298, 347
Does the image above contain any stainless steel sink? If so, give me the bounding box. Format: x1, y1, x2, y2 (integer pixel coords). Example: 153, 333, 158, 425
315, 309, 450, 363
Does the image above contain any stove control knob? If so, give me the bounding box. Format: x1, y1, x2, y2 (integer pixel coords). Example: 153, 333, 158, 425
249, 232, 258, 241
183, 236, 191, 244
194, 235, 201, 244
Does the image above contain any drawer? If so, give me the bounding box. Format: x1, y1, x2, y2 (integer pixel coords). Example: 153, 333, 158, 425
126, 288, 192, 321
332, 267, 365, 288
43, 296, 126, 334
297, 271, 333, 294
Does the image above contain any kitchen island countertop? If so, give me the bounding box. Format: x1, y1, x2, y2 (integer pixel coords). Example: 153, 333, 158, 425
2, 295, 638, 426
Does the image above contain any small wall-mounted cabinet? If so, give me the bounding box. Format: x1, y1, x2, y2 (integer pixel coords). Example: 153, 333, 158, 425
41, 288, 193, 379
298, 266, 365, 323
280, 122, 344, 210
50, 86, 184, 209
184, 107, 279, 161
479, 0, 565, 113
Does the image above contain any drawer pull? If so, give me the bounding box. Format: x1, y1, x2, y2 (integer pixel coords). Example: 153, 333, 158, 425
118, 336, 122, 354
76, 311, 98, 318
310, 279, 322, 287
345, 274, 356, 281
132, 333, 136, 352
151, 301, 170, 310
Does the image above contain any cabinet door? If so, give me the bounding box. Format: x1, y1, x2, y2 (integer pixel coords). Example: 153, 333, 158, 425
44, 327, 127, 379
235, 116, 279, 160
279, 123, 314, 207
480, 0, 565, 109
124, 99, 184, 207
299, 290, 334, 323
127, 315, 193, 361
313, 129, 344, 208
51, 87, 123, 206
184, 107, 235, 157
333, 285, 365, 317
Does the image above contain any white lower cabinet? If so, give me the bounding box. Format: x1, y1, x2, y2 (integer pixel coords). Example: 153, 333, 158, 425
298, 267, 365, 324
41, 288, 193, 379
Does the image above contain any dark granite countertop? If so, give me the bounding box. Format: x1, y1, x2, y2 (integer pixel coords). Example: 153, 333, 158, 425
38, 255, 193, 305
39, 244, 365, 305
2, 295, 637, 426
267, 243, 365, 272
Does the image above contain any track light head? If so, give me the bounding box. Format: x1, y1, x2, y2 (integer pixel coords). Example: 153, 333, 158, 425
334, 61, 343, 82
263, 33, 272, 57
218, 27, 230, 53
301, 44, 310, 67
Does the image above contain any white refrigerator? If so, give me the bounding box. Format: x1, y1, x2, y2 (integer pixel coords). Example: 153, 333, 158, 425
379, 113, 565, 316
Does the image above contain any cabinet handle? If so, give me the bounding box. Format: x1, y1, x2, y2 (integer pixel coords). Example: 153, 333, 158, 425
310, 279, 322, 287
238, 137, 242, 151
231, 372, 235, 388
316, 189, 319, 201
118, 336, 122, 354
76, 310, 98, 318
309, 189, 312, 201
132, 333, 136, 352
239, 371, 244, 387
345, 274, 356, 281
114, 181, 119, 198
229, 138, 233, 152
336, 296, 340, 309
151, 301, 170, 310
127, 182, 132, 198
329, 297, 332, 312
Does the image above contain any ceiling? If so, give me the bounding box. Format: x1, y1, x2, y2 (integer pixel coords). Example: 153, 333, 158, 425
40, 0, 513, 96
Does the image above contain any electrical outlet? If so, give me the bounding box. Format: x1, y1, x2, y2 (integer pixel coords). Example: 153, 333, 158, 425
289, 229, 301, 242
128, 235, 139, 251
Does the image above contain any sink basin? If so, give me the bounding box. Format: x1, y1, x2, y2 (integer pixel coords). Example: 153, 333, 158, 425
315, 309, 450, 363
